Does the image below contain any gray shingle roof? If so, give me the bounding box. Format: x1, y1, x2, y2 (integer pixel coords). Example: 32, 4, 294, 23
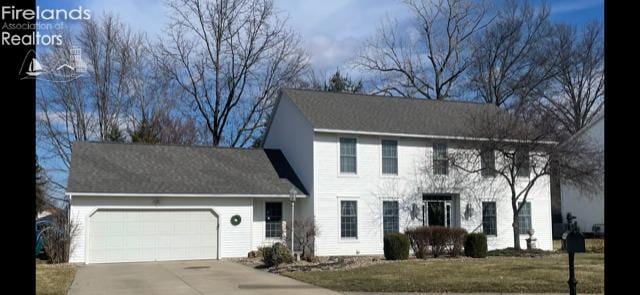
67, 142, 307, 195
282, 88, 502, 137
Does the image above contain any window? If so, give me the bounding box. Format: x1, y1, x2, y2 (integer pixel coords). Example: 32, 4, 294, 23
265, 202, 282, 238
383, 201, 399, 234
518, 202, 532, 234
340, 138, 357, 174
481, 149, 496, 177
482, 202, 497, 236
433, 143, 448, 175
515, 149, 530, 177
341, 201, 357, 238
381, 140, 398, 175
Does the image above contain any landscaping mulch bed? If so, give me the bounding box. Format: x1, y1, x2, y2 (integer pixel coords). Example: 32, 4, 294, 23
233, 255, 404, 273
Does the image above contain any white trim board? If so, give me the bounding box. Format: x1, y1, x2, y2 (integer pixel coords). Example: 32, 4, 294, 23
66, 192, 306, 198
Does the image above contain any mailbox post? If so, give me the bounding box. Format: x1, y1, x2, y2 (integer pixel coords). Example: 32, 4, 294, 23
563, 213, 585, 295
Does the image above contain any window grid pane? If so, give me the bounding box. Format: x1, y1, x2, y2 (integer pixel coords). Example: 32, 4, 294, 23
341, 201, 357, 238
382, 140, 398, 174
518, 202, 532, 234
340, 138, 357, 173
383, 201, 399, 234
265, 202, 282, 238
481, 149, 496, 177
516, 150, 530, 177
482, 202, 497, 236
433, 143, 448, 175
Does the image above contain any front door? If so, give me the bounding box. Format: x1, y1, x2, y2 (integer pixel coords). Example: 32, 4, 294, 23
423, 195, 453, 227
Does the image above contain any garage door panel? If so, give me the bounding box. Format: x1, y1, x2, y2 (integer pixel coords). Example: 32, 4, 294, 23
88, 210, 218, 263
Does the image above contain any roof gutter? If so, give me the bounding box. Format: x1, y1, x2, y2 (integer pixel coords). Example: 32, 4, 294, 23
64, 192, 307, 198
313, 128, 558, 145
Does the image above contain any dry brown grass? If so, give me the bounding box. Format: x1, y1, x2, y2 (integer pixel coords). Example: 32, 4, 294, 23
36, 264, 76, 295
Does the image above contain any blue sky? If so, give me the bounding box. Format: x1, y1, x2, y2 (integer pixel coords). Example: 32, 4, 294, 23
37, 0, 603, 74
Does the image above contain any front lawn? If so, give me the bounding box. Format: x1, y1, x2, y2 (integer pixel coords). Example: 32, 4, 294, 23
284, 253, 604, 293
36, 264, 76, 295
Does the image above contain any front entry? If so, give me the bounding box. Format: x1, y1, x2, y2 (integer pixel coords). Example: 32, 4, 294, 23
423, 194, 453, 227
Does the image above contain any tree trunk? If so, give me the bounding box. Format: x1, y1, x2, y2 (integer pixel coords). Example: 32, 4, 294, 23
512, 216, 521, 250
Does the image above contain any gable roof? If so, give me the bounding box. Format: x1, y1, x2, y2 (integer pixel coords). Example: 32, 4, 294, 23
66, 142, 307, 196
280, 88, 502, 138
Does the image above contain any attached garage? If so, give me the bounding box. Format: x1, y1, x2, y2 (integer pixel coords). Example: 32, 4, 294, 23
67, 142, 307, 264
87, 209, 218, 263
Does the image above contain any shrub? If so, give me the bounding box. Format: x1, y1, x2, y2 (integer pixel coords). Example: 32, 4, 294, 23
464, 233, 488, 258
429, 226, 449, 257
262, 242, 293, 267
446, 228, 468, 257
285, 217, 319, 259
383, 233, 410, 260
43, 210, 78, 264
405, 226, 430, 258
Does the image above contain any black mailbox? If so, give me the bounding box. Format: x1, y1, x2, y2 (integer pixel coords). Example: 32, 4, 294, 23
564, 231, 586, 253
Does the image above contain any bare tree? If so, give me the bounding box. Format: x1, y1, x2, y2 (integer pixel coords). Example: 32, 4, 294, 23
468, 0, 555, 108
155, 0, 309, 147
541, 21, 604, 136
37, 14, 182, 193
450, 108, 603, 249
356, 0, 490, 99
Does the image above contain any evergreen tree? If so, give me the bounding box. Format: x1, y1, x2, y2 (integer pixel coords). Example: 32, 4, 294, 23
325, 69, 364, 93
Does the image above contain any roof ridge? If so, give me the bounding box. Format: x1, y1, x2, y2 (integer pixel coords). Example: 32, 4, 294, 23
76, 141, 266, 151
281, 87, 494, 106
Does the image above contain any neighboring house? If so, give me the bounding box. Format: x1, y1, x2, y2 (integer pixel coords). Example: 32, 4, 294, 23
68, 88, 553, 264
560, 113, 604, 234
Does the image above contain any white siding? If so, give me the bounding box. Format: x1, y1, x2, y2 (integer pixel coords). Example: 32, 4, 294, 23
251, 198, 295, 249
561, 115, 604, 232
312, 133, 553, 256
263, 94, 315, 229
70, 196, 255, 263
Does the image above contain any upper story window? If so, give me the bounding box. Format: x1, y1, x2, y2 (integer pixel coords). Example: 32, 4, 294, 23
340, 138, 357, 174
515, 149, 530, 177
381, 139, 398, 175
265, 202, 282, 238
481, 149, 496, 177
341, 200, 358, 238
433, 143, 448, 175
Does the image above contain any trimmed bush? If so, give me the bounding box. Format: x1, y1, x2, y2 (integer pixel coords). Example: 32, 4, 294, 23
446, 228, 468, 257
429, 226, 449, 257
383, 233, 410, 260
464, 233, 488, 258
262, 242, 293, 267
405, 226, 430, 258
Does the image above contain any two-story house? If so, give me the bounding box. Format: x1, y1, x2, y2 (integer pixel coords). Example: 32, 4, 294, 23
67, 89, 552, 264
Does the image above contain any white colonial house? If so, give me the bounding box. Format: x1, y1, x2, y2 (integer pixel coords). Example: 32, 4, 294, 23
560, 113, 604, 234
68, 89, 553, 264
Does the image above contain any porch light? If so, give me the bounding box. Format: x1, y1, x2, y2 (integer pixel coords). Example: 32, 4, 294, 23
464, 203, 474, 220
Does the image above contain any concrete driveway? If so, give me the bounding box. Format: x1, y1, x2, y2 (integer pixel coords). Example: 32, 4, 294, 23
68, 260, 339, 295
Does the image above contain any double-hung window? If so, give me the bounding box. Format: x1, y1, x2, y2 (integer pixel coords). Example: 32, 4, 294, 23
381, 140, 398, 175
383, 201, 399, 234
518, 202, 532, 234
340, 138, 357, 174
481, 149, 496, 177
482, 202, 497, 236
341, 201, 358, 238
265, 202, 282, 238
515, 149, 530, 177
433, 143, 448, 175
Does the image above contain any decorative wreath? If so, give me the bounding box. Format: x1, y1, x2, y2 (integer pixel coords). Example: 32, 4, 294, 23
230, 215, 242, 226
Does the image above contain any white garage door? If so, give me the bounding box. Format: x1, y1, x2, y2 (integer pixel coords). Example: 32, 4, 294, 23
88, 209, 218, 263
